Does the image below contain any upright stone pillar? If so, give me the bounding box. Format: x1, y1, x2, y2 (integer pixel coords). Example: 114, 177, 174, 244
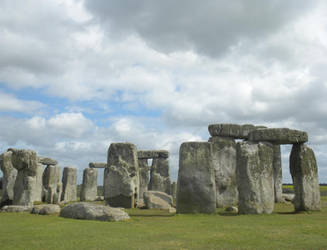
170, 181, 177, 201
42, 165, 62, 204
149, 157, 171, 195
138, 159, 149, 200
11, 149, 42, 206
273, 145, 283, 202
236, 142, 274, 214
0, 151, 17, 206
104, 143, 139, 208
80, 168, 98, 201
61, 167, 77, 202
290, 144, 320, 211
177, 142, 216, 214
209, 136, 238, 208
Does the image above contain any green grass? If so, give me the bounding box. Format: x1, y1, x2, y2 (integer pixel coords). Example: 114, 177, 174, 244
0, 199, 327, 250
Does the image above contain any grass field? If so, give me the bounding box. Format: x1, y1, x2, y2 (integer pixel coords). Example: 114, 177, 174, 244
0, 196, 326, 249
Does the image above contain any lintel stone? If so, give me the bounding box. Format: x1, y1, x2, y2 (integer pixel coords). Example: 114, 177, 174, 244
137, 150, 169, 159
248, 128, 308, 144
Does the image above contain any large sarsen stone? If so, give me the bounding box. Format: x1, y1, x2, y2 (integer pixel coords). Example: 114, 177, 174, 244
248, 128, 308, 144
61, 167, 77, 202
236, 142, 274, 214
290, 144, 320, 211
177, 142, 216, 214
80, 168, 98, 201
0, 151, 17, 206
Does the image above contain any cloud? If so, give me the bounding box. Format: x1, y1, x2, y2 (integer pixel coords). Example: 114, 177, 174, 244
0, 91, 44, 113
84, 0, 315, 57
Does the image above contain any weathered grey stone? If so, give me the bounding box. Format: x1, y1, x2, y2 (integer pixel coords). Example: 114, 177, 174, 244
60, 202, 130, 222
208, 124, 258, 139
290, 144, 320, 211
138, 159, 149, 199
170, 182, 177, 200
61, 167, 77, 202
209, 136, 238, 208
282, 193, 295, 202
248, 128, 308, 144
31, 204, 60, 215
12, 149, 42, 206
273, 145, 283, 202
143, 191, 173, 209
236, 141, 274, 214
104, 143, 139, 208
38, 157, 58, 166
0, 151, 17, 206
137, 150, 169, 159
176, 142, 216, 214
1, 205, 32, 212
89, 162, 107, 168
80, 168, 98, 201
149, 158, 171, 195
42, 165, 62, 204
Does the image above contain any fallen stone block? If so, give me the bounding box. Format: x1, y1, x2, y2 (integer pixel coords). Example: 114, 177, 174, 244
31, 204, 60, 215
248, 128, 308, 144
59, 202, 130, 222
177, 142, 216, 214
1, 205, 32, 213
143, 191, 173, 209
282, 193, 295, 202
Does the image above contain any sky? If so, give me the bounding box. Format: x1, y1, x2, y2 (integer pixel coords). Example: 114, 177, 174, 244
1, 0, 327, 184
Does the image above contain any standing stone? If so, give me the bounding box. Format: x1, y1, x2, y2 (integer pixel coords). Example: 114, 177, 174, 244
11, 149, 42, 206
104, 143, 139, 208
80, 168, 98, 201
0, 151, 17, 206
273, 145, 283, 202
236, 142, 274, 214
42, 165, 62, 204
209, 136, 238, 208
177, 142, 216, 214
290, 144, 320, 211
61, 167, 77, 202
138, 159, 149, 200
149, 157, 171, 195
170, 182, 177, 201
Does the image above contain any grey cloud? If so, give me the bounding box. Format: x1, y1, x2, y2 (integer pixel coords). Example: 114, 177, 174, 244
84, 0, 314, 57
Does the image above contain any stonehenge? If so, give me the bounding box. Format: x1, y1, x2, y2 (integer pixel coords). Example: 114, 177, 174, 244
0, 122, 321, 217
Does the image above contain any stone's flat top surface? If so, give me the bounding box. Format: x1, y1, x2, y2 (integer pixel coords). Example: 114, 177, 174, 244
39, 157, 58, 166
137, 150, 169, 159
89, 162, 107, 168
248, 128, 308, 144
59, 202, 130, 222
208, 124, 265, 139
